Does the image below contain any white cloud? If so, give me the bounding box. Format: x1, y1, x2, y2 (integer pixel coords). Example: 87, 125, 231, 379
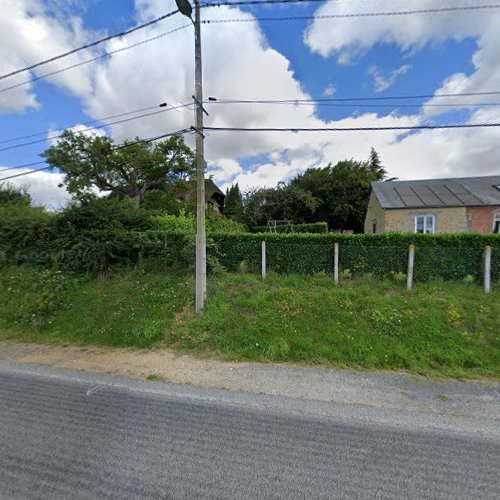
367, 64, 411, 93
1, 169, 70, 208
0, 0, 99, 113
47, 123, 106, 147
2, 0, 500, 206
304, 0, 493, 62
323, 84, 336, 96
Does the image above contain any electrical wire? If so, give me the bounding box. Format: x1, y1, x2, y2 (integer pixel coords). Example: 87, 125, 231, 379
209, 91, 500, 103
0, 128, 192, 183
0, 9, 180, 82
0, 24, 191, 95
0, 102, 171, 146
204, 123, 500, 132
202, 3, 500, 18
0, 102, 193, 153
207, 100, 500, 109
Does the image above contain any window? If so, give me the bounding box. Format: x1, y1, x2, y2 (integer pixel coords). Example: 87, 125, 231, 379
494, 212, 500, 234
372, 220, 377, 233
414, 214, 435, 234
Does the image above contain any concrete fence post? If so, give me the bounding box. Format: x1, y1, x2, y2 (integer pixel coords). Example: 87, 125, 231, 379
407, 244, 415, 290
484, 245, 492, 294
261, 240, 266, 280
334, 242, 339, 283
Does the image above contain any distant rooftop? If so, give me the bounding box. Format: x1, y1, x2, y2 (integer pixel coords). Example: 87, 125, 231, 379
372, 175, 500, 209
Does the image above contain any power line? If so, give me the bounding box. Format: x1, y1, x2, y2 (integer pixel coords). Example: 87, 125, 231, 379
204, 123, 500, 132
209, 91, 500, 103
208, 100, 500, 109
0, 102, 193, 153
202, 3, 500, 20
0, 102, 170, 146
0, 24, 191, 95
0, 161, 46, 174
202, 0, 327, 6
0, 9, 180, 82
0, 128, 192, 183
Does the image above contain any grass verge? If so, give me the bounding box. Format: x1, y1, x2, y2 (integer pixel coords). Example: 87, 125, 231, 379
0, 266, 192, 347
168, 272, 500, 379
0, 266, 498, 378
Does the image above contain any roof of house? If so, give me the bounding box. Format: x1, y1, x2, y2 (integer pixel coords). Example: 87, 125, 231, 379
372, 175, 500, 209
177, 179, 225, 203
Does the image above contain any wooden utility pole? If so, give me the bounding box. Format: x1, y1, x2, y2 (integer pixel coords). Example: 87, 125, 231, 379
193, 0, 206, 313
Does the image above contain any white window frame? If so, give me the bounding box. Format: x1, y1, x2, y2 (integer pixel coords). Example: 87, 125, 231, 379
494, 211, 500, 234
414, 214, 435, 234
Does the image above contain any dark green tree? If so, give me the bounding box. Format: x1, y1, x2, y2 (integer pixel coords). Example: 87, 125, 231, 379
0, 183, 31, 207
43, 131, 194, 208
224, 183, 244, 221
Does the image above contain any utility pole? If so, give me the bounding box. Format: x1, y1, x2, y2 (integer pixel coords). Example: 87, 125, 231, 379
176, 0, 206, 314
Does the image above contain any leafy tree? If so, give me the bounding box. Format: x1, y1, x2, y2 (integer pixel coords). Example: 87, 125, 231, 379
42, 131, 195, 207
0, 183, 31, 207
242, 183, 318, 227
224, 183, 244, 221
292, 154, 386, 232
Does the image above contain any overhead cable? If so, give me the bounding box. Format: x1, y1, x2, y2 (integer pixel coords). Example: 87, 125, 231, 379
202, 3, 500, 19
0, 128, 191, 182
0, 102, 193, 153
0, 24, 191, 95
0, 9, 180, 82
209, 91, 500, 103
204, 123, 500, 132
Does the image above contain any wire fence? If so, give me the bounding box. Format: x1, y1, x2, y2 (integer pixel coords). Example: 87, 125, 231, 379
217, 240, 498, 291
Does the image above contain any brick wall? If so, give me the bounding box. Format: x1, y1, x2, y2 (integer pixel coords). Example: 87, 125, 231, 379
385, 207, 467, 233
466, 206, 500, 234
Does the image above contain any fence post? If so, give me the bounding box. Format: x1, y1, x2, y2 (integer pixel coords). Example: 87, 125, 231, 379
484, 245, 492, 294
334, 242, 339, 283
407, 244, 415, 290
261, 240, 266, 280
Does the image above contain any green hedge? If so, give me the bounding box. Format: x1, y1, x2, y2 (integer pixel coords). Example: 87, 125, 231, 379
1, 218, 499, 281
251, 222, 328, 234
211, 232, 500, 281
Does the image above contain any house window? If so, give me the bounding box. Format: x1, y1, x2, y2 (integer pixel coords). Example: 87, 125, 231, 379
494, 212, 500, 234
415, 214, 435, 234
372, 219, 377, 233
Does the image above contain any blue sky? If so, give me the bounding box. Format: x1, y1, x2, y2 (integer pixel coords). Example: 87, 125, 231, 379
0, 0, 499, 206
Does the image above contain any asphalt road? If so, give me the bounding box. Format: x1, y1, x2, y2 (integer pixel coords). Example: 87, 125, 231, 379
1, 364, 499, 499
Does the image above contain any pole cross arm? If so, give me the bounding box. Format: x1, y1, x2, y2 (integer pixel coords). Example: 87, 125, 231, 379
192, 95, 209, 116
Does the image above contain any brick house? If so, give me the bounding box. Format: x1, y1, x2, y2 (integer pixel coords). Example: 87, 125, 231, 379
364, 175, 500, 234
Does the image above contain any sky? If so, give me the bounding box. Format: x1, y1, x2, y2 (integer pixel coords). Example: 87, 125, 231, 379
0, 0, 500, 207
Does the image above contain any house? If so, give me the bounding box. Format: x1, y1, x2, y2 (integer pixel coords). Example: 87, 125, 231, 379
364, 175, 500, 234
177, 178, 226, 213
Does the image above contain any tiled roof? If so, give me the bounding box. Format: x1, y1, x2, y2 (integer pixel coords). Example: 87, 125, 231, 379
372, 175, 500, 209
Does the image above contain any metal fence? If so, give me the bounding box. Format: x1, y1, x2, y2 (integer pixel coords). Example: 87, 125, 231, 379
252, 241, 497, 293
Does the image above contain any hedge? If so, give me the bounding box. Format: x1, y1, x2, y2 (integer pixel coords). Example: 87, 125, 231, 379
1, 221, 499, 281
251, 222, 328, 234
211, 232, 500, 281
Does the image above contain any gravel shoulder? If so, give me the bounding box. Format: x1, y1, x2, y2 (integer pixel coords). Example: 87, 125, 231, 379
1, 340, 499, 432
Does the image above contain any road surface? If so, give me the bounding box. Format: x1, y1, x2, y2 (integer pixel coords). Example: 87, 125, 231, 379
1, 362, 499, 499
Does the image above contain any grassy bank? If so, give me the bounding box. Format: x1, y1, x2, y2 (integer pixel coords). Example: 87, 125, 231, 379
0, 266, 192, 347
1, 266, 499, 378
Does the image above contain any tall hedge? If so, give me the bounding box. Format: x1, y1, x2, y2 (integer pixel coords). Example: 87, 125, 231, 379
210, 232, 500, 281
1, 215, 499, 281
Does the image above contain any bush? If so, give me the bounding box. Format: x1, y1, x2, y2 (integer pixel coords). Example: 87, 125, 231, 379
151, 212, 246, 233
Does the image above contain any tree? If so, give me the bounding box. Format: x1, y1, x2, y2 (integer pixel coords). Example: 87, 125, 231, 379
224, 183, 243, 221
367, 147, 386, 178
291, 153, 387, 232
0, 183, 31, 207
242, 183, 319, 227
42, 131, 195, 207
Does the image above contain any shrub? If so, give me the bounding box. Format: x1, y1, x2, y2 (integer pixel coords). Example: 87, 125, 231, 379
151, 212, 246, 233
